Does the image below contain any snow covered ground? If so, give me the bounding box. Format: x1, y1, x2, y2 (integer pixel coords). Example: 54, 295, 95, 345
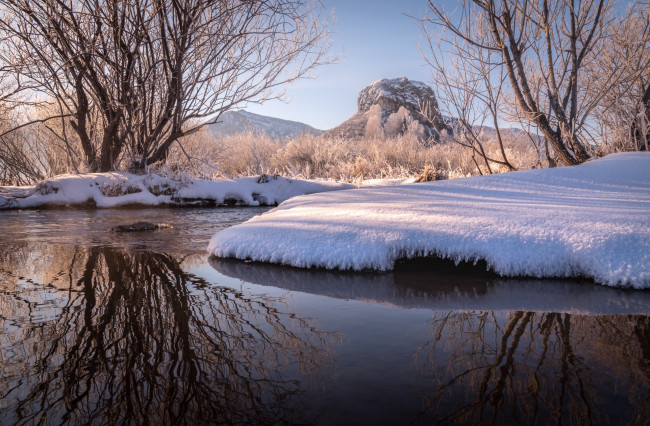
0, 173, 354, 209
209, 153, 650, 288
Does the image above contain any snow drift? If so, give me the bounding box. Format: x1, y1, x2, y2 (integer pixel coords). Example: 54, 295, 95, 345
208, 153, 650, 288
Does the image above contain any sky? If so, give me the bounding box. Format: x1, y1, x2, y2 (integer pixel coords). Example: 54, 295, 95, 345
246, 0, 454, 131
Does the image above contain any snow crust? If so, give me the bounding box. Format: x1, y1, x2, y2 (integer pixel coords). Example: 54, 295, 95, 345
208, 153, 650, 288
0, 173, 353, 209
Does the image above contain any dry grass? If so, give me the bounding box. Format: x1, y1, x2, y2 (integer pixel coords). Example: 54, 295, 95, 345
168, 129, 546, 182
0, 123, 561, 186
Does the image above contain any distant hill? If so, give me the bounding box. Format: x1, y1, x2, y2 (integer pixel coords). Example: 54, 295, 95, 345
209, 110, 323, 140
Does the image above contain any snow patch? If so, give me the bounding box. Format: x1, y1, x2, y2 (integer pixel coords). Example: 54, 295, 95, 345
0, 173, 354, 209
208, 153, 650, 288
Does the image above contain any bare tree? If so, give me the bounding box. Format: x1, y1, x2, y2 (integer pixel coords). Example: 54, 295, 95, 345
418, 11, 518, 174
0, 105, 77, 185
0, 0, 332, 173
415, 310, 650, 424
589, 2, 650, 152
423, 0, 618, 166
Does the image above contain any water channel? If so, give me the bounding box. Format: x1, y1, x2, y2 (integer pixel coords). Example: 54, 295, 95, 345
1, 207, 649, 425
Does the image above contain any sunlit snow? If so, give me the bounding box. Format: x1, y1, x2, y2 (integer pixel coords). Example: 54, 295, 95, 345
209, 153, 650, 288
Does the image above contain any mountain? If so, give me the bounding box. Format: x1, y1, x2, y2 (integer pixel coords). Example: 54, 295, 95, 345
323, 77, 452, 142
209, 110, 323, 140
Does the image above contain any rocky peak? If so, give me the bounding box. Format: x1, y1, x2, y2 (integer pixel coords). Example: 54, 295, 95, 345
324, 77, 451, 141
358, 77, 436, 114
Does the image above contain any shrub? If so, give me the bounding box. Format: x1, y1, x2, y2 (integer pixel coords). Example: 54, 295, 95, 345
166, 129, 544, 182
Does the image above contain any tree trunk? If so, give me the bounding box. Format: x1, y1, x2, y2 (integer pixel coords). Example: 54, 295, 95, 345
631, 83, 650, 151
534, 118, 580, 166
99, 117, 122, 172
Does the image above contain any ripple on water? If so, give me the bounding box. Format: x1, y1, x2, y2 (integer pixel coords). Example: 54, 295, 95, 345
0, 206, 270, 254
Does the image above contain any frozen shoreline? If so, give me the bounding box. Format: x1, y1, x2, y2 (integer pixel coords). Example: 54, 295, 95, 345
209, 153, 650, 288
0, 173, 354, 209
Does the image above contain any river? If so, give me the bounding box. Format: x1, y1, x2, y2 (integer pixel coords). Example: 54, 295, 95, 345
1, 207, 649, 425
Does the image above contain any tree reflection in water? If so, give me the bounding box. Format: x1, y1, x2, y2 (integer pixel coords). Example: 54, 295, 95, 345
416, 311, 650, 425
0, 245, 335, 425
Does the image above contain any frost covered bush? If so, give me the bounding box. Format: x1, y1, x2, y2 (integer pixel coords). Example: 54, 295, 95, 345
165, 130, 281, 178
168, 129, 543, 182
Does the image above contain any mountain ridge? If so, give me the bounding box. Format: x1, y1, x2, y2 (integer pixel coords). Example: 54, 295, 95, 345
209, 110, 324, 140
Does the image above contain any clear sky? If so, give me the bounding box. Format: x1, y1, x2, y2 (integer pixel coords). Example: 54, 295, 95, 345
246, 0, 451, 131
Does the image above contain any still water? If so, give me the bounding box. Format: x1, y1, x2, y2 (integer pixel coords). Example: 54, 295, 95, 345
1, 208, 649, 425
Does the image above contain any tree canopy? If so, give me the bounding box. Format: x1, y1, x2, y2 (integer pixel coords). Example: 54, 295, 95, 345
0, 0, 332, 172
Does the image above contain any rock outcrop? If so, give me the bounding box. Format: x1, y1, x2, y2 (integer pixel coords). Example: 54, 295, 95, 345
323, 77, 451, 141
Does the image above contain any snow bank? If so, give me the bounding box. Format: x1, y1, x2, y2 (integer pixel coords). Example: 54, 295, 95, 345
208, 153, 650, 288
0, 173, 353, 209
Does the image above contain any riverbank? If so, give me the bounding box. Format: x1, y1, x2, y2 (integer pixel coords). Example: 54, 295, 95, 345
0, 172, 354, 209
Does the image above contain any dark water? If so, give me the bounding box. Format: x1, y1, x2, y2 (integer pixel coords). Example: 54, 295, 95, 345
1, 208, 650, 425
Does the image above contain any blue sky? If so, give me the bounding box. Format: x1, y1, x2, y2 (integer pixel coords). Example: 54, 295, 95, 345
246, 0, 452, 130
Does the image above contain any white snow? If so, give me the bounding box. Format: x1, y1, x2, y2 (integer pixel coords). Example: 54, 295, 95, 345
0, 173, 354, 209
208, 153, 650, 288
358, 177, 416, 187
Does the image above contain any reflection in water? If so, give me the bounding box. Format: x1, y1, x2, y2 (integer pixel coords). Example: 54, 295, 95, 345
0, 245, 335, 425
0, 206, 271, 254
2, 240, 650, 425
211, 257, 650, 424
211, 257, 650, 314
416, 311, 650, 425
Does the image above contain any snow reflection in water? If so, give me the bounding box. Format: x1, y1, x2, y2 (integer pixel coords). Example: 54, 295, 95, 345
0, 208, 649, 425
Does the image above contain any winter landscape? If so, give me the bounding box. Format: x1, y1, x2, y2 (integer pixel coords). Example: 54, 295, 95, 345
1, 0, 650, 424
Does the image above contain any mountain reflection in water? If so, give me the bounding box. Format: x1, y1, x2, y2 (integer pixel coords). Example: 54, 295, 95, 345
0, 244, 335, 425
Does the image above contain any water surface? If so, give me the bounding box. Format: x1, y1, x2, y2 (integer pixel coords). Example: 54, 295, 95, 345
1, 208, 649, 425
